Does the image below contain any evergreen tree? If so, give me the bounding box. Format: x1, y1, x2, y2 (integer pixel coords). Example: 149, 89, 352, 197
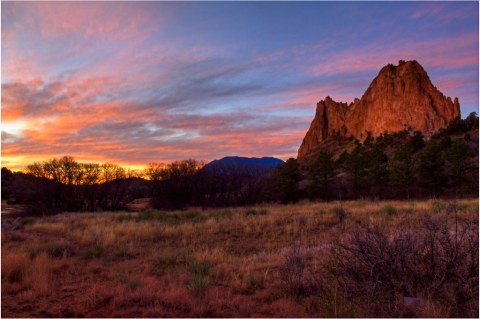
365, 146, 389, 197
417, 140, 446, 196
389, 144, 416, 198
445, 139, 475, 194
407, 131, 425, 152
344, 145, 368, 196
272, 158, 302, 203
308, 151, 336, 199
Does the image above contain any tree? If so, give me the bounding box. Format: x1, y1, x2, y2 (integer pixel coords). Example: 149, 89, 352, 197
271, 158, 302, 204
445, 139, 475, 195
365, 146, 389, 198
145, 159, 204, 209
308, 151, 336, 199
417, 140, 446, 196
344, 145, 368, 196
389, 144, 416, 198
1, 167, 14, 200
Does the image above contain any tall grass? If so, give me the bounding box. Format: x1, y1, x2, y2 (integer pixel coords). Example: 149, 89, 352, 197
3, 198, 478, 317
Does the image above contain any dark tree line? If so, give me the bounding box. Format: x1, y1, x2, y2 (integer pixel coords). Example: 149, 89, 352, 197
283, 113, 479, 201
2, 114, 478, 214
2, 156, 143, 214
144, 160, 271, 209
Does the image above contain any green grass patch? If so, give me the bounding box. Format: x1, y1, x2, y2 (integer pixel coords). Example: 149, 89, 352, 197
382, 205, 397, 216
431, 201, 446, 213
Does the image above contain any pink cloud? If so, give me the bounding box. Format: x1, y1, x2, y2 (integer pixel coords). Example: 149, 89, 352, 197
308, 33, 478, 77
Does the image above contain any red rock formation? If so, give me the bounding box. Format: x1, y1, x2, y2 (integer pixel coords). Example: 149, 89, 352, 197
298, 60, 461, 158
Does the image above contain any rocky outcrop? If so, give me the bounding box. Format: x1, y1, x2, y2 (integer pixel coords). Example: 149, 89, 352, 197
298, 60, 461, 158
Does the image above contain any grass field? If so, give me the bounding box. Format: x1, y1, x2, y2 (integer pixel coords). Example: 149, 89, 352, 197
2, 199, 478, 317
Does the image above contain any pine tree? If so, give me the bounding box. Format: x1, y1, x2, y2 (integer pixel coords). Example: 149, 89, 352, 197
445, 139, 474, 194
389, 144, 416, 198
417, 140, 446, 196
308, 151, 336, 199
272, 158, 302, 203
365, 146, 389, 197
344, 145, 368, 196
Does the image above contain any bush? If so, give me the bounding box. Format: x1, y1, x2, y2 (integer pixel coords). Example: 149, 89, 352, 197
116, 271, 139, 290
382, 205, 397, 216
329, 214, 478, 317
431, 200, 446, 213
29, 242, 74, 259
19, 217, 35, 227
331, 207, 348, 223
151, 249, 186, 275
136, 210, 208, 225
2, 252, 28, 283
208, 209, 232, 220
114, 247, 130, 258
187, 260, 210, 295
280, 244, 318, 298
244, 209, 268, 217
84, 245, 103, 260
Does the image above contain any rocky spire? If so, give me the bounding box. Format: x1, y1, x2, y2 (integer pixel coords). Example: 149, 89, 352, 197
297, 60, 460, 158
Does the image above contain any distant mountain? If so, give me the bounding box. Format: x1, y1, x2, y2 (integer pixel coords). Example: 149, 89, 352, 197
298, 60, 460, 159
204, 156, 284, 175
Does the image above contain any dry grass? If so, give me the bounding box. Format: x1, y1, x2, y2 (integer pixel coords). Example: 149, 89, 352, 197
2, 198, 478, 317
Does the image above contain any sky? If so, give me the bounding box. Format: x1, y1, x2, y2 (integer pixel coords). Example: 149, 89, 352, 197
2, 1, 479, 170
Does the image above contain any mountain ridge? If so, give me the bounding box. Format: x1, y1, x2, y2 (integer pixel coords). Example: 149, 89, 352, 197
204, 156, 284, 173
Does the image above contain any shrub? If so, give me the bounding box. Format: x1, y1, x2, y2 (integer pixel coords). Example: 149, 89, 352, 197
382, 205, 397, 216
19, 217, 35, 227
431, 200, 446, 213
84, 245, 103, 260
244, 273, 260, 293
405, 207, 414, 214
244, 209, 268, 217
2, 252, 28, 283
331, 207, 348, 223
187, 260, 210, 295
116, 215, 134, 222
136, 210, 208, 225
280, 244, 317, 298
183, 211, 207, 223
208, 209, 232, 220
235, 273, 262, 295
151, 249, 186, 275
329, 214, 479, 317
29, 242, 74, 259
115, 271, 139, 290
114, 247, 130, 258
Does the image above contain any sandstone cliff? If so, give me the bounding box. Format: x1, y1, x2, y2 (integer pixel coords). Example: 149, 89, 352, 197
297, 60, 461, 158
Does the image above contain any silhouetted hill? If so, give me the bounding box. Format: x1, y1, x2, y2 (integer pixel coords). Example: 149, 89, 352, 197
204, 156, 284, 174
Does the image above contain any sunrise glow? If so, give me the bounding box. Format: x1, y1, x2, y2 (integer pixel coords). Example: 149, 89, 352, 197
2, 2, 478, 170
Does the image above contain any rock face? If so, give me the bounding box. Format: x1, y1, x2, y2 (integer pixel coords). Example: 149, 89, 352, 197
298, 60, 461, 158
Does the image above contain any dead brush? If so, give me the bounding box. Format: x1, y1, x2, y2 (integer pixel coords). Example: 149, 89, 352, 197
280, 243, 319, 298
328, 213, 479, 317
